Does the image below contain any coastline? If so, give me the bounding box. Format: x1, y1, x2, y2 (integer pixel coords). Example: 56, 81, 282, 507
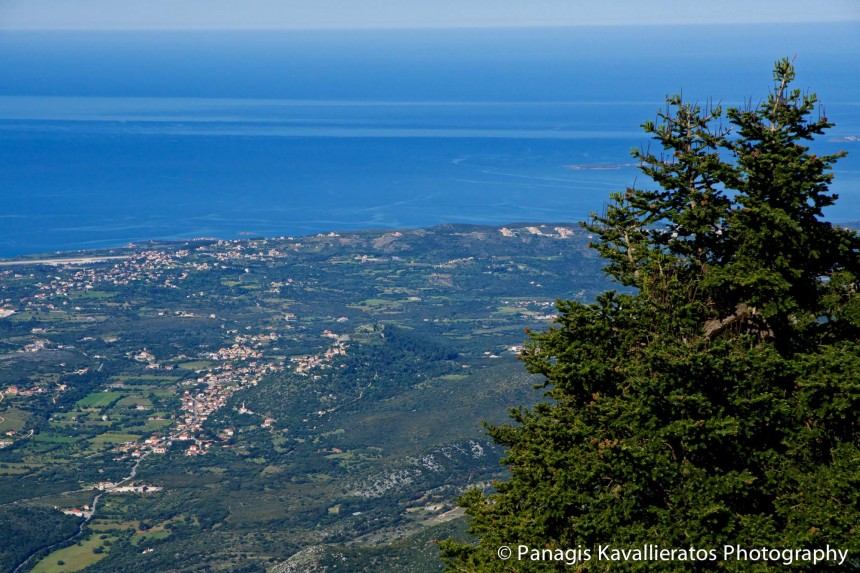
2, 218, 858, 266
0, 255, 130, 267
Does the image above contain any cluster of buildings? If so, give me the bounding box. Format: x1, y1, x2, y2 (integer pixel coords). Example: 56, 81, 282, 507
0, 238, 301, 316
205, 343, 263, 362
291, 332, 349, 375
194, 238, 308, 265
111, 353, 286, 461
3, 239, 364, 472
2, 384, 47, 399
498, 225, 578, 238
172, 351, 286, 450
499, 298, 558, 321
54, 481, 163, 519
0, 239, 305, 425
96, 481, 162, 493
58, 504, 93, 518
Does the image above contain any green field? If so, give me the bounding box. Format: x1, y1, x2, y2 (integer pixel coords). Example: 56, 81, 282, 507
0, 465, 30, 475
178, 360, 212, 370
0, 407, 28, 432
115, 395, 152, 408
348, 298, 406, 311
10, 310, 69, 322
68, 290, 115, 300
32, 433, 78, 444
112, 375, 180, 382
89, 432, 140, 445
87, 519, 138, 532
31, 534, 115, 573
75, 392, 123, 409
37, 490, 98, 509
130, 528, 171, 545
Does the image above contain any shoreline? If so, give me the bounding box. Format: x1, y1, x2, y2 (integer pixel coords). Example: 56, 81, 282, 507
0, 222, 579, 264
0, 255, 130, 267
1, 219, 858, 266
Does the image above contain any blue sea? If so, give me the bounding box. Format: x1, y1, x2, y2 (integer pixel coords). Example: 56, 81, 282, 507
1, 25, 858, 257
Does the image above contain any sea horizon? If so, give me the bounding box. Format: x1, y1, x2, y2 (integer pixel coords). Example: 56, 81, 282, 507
2, 24, 858, 257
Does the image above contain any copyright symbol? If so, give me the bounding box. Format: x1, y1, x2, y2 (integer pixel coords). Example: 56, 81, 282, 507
498, 546, 512, 560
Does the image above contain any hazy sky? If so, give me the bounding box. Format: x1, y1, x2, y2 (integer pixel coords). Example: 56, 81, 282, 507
2, 0, 858, 30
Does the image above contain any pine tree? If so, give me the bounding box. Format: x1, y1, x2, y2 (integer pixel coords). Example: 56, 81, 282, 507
441, 59, 860, 572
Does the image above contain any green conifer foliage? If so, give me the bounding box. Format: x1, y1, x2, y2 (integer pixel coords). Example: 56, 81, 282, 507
441, 60, 859, 572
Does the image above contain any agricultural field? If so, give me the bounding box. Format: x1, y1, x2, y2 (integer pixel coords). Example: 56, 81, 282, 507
0, 407, 28, 433
30, 534, 117, 573
75, 392, 124, 409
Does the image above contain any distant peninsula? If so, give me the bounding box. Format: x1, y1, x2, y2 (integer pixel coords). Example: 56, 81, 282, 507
563, 162, 638, 171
